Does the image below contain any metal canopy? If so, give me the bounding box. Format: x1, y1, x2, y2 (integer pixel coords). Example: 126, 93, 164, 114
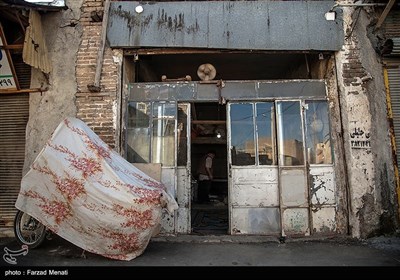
108, 1, 343, 51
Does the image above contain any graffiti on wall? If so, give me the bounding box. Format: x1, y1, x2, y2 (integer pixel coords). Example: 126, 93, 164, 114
350, 127, 371, 149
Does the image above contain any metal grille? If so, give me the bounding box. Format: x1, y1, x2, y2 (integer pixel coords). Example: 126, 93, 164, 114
388, 67, 400, 165
11, 53, 32, 89
0, 94, 29, 227
384, 10, 400, 38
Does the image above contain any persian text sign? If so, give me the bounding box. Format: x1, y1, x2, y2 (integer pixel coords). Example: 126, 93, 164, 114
350, 127, 371, 149
0, 36, 17, 90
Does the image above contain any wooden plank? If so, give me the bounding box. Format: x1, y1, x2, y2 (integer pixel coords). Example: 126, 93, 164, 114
376, 0, 396, 29
0, 87, 47, 94
89, 0, 110, 92
192, 120, 226, 125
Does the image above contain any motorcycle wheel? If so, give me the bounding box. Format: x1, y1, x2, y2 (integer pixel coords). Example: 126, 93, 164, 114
14, 210, 47, 249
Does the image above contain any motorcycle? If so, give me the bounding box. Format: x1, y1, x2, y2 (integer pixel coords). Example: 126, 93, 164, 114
14, 210, 51, 249
11, 117, 178, 260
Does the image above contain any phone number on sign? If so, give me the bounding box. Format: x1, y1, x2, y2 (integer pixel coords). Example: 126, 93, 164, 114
0, 78, 14, 87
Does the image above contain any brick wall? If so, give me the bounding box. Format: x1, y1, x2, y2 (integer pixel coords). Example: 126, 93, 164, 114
76, 0, 118, 148
341, 37, 368, 92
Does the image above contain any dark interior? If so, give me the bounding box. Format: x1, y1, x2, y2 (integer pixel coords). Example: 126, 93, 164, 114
133, 52, 322, 82
190, 102, 228, 235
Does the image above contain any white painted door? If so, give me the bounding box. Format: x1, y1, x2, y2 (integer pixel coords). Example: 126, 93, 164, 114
227, 101, 311, 236
228, 102, 280, 235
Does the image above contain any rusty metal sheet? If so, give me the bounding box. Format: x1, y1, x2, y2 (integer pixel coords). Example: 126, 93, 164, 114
108, 1, 343, 51
231, 167, 279, 207
281, 169, 308, 207
177, 167, 189, 208
176, 207, 190, 233
311, 206, 336, 233
160, 211, 175, 234
282, 208, 309, 235
129, 83, 197, 101
175, 178, 190, 232
231, 184, 279, 207
23, 10, 51, 73
129, 80, 327, 102
161, 168, 176, 199
160, 167, 176, 233
309, 165, 336, 206
231, 207, 280, 235
230, 167, 279, 207
232, 167, 278, 184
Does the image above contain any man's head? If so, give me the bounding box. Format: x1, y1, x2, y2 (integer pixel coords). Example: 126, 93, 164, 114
207, 150, 216, 158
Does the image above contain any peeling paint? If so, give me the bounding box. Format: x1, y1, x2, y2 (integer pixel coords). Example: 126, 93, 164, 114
283, 208, 309, 234
160, 211, 175, 234
312, 207, 336, 233
232, 207, 280, 235
310, 166, 336, 208
335, 6, 395, 238
231, 168, 279, 208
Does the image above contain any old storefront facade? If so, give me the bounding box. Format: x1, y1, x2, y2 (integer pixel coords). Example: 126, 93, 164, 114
0, 0, 398, 239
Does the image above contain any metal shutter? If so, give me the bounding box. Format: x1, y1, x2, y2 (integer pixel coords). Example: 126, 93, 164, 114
0, 94, 29, 227
389, 67, 400, 165
384, 11, 400, 166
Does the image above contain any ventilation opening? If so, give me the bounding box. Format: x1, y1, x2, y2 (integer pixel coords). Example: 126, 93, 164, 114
129, 51, 329, 82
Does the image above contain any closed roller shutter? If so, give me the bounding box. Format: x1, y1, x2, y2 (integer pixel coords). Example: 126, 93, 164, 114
0, 94, 29, 227
388, 67, 400, 165
384, 11, 400, 166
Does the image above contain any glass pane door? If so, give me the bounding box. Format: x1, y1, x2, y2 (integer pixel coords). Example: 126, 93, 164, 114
276, 101, 310, 236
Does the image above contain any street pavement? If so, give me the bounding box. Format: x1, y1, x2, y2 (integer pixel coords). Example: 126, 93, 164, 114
1, 234, 399, 276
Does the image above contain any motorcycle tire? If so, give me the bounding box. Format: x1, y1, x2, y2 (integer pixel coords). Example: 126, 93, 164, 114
14, 210, 47, 249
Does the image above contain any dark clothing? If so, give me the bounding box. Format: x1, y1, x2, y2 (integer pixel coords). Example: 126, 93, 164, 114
198, 179, 212, 203
196, 152, 215, 203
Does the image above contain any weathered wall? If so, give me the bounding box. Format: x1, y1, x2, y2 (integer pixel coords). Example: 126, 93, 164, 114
75, 0, 120, 150
24, 1, 84, 175
320, 56, 350, 235
335, 7, 398, 238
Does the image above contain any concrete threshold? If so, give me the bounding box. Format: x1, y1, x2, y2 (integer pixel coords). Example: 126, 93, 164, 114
150, 234, 356, 244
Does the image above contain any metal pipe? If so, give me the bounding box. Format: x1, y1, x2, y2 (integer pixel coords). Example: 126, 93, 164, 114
0, 87, 48, 94
335, 3, 391, 7
331, 2, 399, 10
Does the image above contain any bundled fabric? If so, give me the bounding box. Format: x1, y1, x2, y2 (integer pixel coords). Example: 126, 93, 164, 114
15, 117, 178, 260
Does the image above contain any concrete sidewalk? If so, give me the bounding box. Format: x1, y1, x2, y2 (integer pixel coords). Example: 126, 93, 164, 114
1, 234, 400, 268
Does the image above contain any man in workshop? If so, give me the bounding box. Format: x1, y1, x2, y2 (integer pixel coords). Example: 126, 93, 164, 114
197, 150, 216, 204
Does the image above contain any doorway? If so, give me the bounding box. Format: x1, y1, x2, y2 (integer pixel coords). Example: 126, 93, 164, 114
190, 102, 229, 235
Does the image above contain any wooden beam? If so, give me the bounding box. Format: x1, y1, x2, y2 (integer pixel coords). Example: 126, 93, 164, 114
0, 87, 48, 94
191, 137, 226, 144
192, 120, 226, 125
88, 0, 110, 92
0, 44, 24, 50
375, 0, 396, 29
124, 48, 316, 56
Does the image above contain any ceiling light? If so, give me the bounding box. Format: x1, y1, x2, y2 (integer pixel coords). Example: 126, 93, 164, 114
135, 5, 143, 14
325, 11, 336, 21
